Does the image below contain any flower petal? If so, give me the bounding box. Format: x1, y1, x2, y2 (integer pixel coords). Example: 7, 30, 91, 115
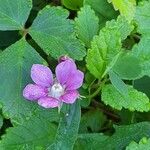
60, 90, 79, 104
66, 70, 84, 90
31, 64, 53, 87
23, 84, 47, 100
56, 60, 77, 85
38, 97, 59, 108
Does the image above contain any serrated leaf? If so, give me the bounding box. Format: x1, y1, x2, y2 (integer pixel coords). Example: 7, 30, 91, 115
47, 101, 81, 150
126, 137, 150, 150
75, 122, 150, 150
74, 133, 108, 150
61, 0, 83, 10
132, 36, 150, 77
86, 20, 122, 78
109, 70, 128, 97
84, 0, 118, 28
105, 16, 134, 40
0, 39, 45, 122
108, 0, 136, 21
75, 5, 99, 48
86, 16, 133, 79
101, 122, 150, 150
0, 0, 32, 30
113, 52, 142, 80
102, 84, 150, 112
135, 0, 150, 35
29, 6, 86, 60
0, 109, 59, 150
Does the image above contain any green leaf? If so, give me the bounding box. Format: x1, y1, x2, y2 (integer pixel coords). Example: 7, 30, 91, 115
101, 84, 150, 112
86, 16, 133, 78
61, 0, 83, 10
47, 101, 81, 150
101, 122, 150, 150
135, 0, 150, 35
133, 76, 150, 98
108, 0, 136, 21
0, 109, 58, 149
79, 108, 106, 133
132, 36, 150, 77
84, 0, 118, 28
109, 70, 128, 98
113, 52, 142, 80
74, 133, 108, 150
29, 6, 86, 60
86, 19, 122, 78
0, 0, 32, 30
75, 5, 99, 48
126, 137, 150, 150
105, 16, 134, 40
75, 122, 150, 150
0, 39, 45, 122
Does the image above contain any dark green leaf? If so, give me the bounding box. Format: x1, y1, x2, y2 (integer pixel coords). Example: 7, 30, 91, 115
0, 0, 32, 30
0, 109, 58, 149
29, 6, 86, 60
47, 101, 81, 150
0, 39, 45, 122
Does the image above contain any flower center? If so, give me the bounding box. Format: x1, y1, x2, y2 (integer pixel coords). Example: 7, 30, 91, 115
48, 83, 64, 99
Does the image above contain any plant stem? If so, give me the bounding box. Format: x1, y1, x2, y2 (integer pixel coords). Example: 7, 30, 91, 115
86, 78, 106, 99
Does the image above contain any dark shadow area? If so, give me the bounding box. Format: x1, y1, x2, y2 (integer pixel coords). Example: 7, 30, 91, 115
0, 31, 22, 50
25, 0, 59, 28
0, 119, 13, 139
25, 0, 50, 28
26, 33, 48, 62
133, 76, 150, 98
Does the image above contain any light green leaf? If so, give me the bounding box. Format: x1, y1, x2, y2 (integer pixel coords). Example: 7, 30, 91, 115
61, 0, 83, 10
105, 16, 134, 40
126, 137, 150, 150
102, 84, 150, 112
86, 20, 122, 78
109, 70, 128, 97
84, 0, 118, 28
135, 0, 150, 35
0, 0, 32, 30
132, 36, 150, 77
86, 16, 133, 79
0, 39, 45, 122
74, 133, 108, 150
0, 109, 58, 150
108, 0, 136, 21
47, 101, 81, 150
113, 52, 142, 80
29, 6, 86, 60
75, 5, 99, 48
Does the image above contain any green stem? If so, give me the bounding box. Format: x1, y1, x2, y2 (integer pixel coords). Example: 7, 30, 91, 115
86, 78, 106, 99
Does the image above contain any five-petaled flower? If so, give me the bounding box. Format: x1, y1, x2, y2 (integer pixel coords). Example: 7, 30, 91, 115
23, 58, 84, 108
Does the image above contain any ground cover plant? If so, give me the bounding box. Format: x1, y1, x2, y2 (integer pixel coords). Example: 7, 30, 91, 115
0, 0, 150, 149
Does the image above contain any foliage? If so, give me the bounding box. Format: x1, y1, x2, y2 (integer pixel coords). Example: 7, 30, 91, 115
0, 0, 150, 149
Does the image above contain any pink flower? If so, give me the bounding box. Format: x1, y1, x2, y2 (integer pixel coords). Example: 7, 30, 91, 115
23, 59, 84, 108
